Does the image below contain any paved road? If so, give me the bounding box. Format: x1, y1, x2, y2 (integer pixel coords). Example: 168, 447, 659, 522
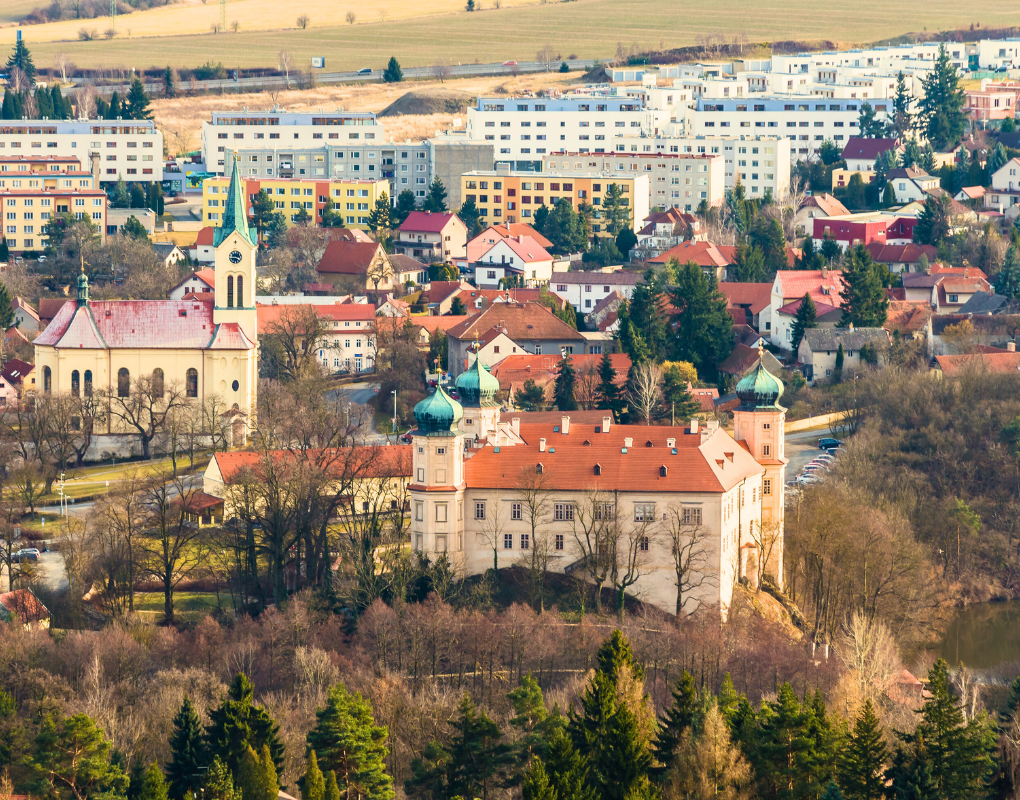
89, 59, 598, 95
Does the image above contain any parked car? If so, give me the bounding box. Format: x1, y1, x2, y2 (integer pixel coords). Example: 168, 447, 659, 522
11, 549, 39, 562
818, 437, 843, 450
502, 60, 518, 66
357, 67, 373, 75
400, 433, 414, 443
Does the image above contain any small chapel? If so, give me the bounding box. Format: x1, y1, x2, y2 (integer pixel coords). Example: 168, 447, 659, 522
33, 158, 259, 454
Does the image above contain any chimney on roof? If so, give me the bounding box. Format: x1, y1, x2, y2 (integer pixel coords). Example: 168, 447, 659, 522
624, 437, 633, 448
539, 438, 546, 452
511, 416, 521, 434
690, 418, 699, 434
561, 416, 570, 434
602, 416, 612, 433
1009, 342, 1017, 352
667, 437, 676, 448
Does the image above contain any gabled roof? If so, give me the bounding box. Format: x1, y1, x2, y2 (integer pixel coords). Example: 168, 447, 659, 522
774, 270, 846, 306
717, 344, 784, 377
399, 211, 464, 233
489, 352, 631, 392
464, 423, 762, 493
489, 223, 553, 249
885, 301, 932, 333
589, 290, 624, 317
256, 303, 375, 334
36, 299, 254, 350
841, 136, 899, 161
408, 315, 474, 334
637, 208, 698, 236
648, 240, 733, 267
957, 291, 1020, 315
0, 588, 49, 623
887, 167, 935, 181
957, 186, 986, 200
478, 235, 552, 265
421, 281, 473, 304
802, 327, 889, 352
775, 298, 842, 321
446, 302, 585, 342
212, 445, 413, 484
172, 268, 216, 294
0, 358, 34, 386
152, 243, 183, 259
12, 297, 38, 322
38, 297, 70, 322
389, 253, 429, 274
553, 271, 642, 286
799, 193, 850, 218
934, 352, 1020, 375
720, 283, 772, 315
316, 241, 385, 275
195, 226, 215, 246
865, 242, 937, 264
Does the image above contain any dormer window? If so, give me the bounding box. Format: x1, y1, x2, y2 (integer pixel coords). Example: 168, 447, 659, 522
536, 463, 544, 474
645, 440, 653, 447
660, 466, 667, 477
594, 464, 601, 475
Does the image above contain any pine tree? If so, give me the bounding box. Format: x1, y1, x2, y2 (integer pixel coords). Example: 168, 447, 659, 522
0, 239, 9, 264
324, 772, 341, 800
305, 682, 394, 800
522, 759, 557, 800
383, 57, 403, 83
35, 87, 53, 119
660, 364, 701, 422
601, 183, 629, 236
791, 292, 817, 355
553, 356, 578, 411
203, 759, 242, 800
667, 261, 733, 381
755, 684, 826, 799
6, 40, 36, 83
108, 91, 122, 119
1, 90, 16, 121
125, 77, 152, 120
302, 751, 325, 800
509, 674, 565, 768
837, 700, 887, 800
891, 72, 913, 138
237, 745, 277, 800
730, 242, 767, 283
50, 85, 68, 119
994, 245, 1020, 299
164, 67, 176, 99
596, 352, 621, 418
167, 697, 206, 800
367, 192, 392, 239
205, 674, 286, 778
918, 43, 966, 151
651, 670, 699, 779
139, 763, 169, 800
541, 728, 593, 800
833, 344, 844, 383
457, 198, 482, 237
839, 245, 888, 328
820, 782, 844, 800
882, 182, 897, 208
423, 179, 448, 213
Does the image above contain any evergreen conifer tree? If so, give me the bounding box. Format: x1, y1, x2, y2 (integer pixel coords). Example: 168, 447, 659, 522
126, 77, 152, 120
522, 759, 557, 800
202, 758, 242, 800
167, 697, 206, 800
1, 90, 16, 121
837, 700, 887, 800
834, 344, 844, 383
994, 245, 1020, 299
423, 179, 448, 213
205, 674, 286, 777
35, 87, 53, 119
301, 751, 325, 800
651, 670, 699, 780
820, 782, 844, 800
237, 745, 277, 800
791, 292, 817, 354
108, 91, 122, 119
918, 44, 966, 151
139, 763, 169, 800
383, 57, 403, 83
553, 356, 578, 411
305, 682, 393, 800
324, 773, 341, 800
882, 182, 897, 208
0, 282, 15, 330
667, 261, 733, 381
755, 684, 828, 799
164, 67, 176, 99
6, 40, 36, 82
716, 674, 740, 722
839, 245, 889, 328
596, 352, 621, 418
0, 239, 9, 265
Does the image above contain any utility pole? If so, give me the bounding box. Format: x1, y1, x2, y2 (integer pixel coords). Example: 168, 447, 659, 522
109, 0, 116, 32
220, 0, 226, 31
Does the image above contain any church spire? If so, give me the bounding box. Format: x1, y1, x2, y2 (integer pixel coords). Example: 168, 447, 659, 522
214, 152, 257, 248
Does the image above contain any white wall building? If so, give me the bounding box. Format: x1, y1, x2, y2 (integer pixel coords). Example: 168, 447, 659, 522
0, 120, 163, 184
551, 271, 642, 313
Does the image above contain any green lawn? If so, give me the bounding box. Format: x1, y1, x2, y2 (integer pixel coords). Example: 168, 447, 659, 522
21, 0, 1020, 71
132, 591, 229, 620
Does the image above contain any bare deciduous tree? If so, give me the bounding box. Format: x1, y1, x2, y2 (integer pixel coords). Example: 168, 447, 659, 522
628, 361, 663, 425
296, 14, 310, 28
104, 375, 188, 460
259, 305, 332, 382
514, 466, 553, 611
55, 53, 73, 85
279, 50, 293, 85
536, 44, 556, 71
575, 361, 601, 410
664, 503, 714, 615
570, 487, 617, 615
345, 11, 356, 24
837, 610, 901, 710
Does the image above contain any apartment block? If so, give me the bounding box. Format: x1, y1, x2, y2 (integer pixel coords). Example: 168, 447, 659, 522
610, 134, 791, 199
466, 95, 673, 170
0, 121, 163, 184
460, 165, 649, 235
0, 155, 87, 174
202, 176, 390, 230
2, 184, 107, 253
201, 111, 386, 173
542, 151, 724, 213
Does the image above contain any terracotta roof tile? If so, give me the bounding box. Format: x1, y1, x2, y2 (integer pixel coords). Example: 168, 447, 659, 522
648, 240, 733, 267
774, 270, 846, 307
399, 211, 463, 233
214, 445, 412, 484
0, 588, 49, 623
720, 283, 772, 315
800, 193, 850, 218
316, 241, 385, 275
256, 302, 375, 333
478, 235, 552, 264
0, 358, 34, 386
935, 352, 1020, 375
490, 352, 630, 393
841, 137, 899, 161
447, 302, 585, 342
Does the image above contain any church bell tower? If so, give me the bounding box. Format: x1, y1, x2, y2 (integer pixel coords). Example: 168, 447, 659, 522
212, 154, 258, 343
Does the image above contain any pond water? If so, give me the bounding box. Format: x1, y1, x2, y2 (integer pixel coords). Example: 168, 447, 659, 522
936, 599, 1020, 669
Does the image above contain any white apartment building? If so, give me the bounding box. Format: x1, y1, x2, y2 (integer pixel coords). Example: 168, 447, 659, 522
201, 110, 387, 173
610, 133, 791, 199
466, 95, 675, 171
551, 271, 642, 313
977, 39, 1020, 70
686, 96, 889, 163
0, 120, 163, 184
542, 150, 725, 213
770, 42, 968, 75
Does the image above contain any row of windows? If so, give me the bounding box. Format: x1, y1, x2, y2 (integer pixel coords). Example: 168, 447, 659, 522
217, 131, 376, 140
468, 500, 705, 523
41, 367, 203, 399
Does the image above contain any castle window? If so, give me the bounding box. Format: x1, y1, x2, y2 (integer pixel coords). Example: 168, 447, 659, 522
640, 536, 649, 551
593, 463, 601, 475
521, 533, 530, 550
84, 370, 92, 397
504, 533, 513, 549
511, 502, 522, 520
682, 506, 703, 526
186, 368, 198, 398
762, 444, 771, 457
555, 534, 564, 550
117, 368, 130, 397
226, 275, 234, 308
71, 370, 80, 396
763, 479, 772, 496
43, 366, 51, 394
475, 502, 486, 520
152, 368, 164, 397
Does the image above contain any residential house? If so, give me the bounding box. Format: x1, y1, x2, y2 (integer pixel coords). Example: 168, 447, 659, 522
885, 168, 942, 203
459, 328, 527, 374
957, 291, 1020, 315
717, 345, 784, 385
316, 241, 394, 291
901, 267, 991, 313
928, 314, 1020, 356
401, 315, 473, 350
551, 271, 643, 313
377, 297, 411, 317
794, 194, 850, 235
257, 302, 378, 374
152, 243, 187, 268
635, 209, 705, 249
458, 287, 567, 314
865, 242, 938, 274
884, 301, 932, 338
192, 226, 216, 264
773, 298, 842, 349
984, 158, 1020, 214
475, 236, 555, 288
0, 358, 36, 403
585, 291, 625, 332
419, 281, 475, 316
956, 186, 986, 203
37, 298, 69, 328
11, 298, 39, 332
170, 268, 216, 300
0, 589, 50, 629
797, 328, 889, 383
648, 240, 735, 282
933, 348, 1020, 376
812, 212, 890, 250
455, 223, 554, 271
394, 211, 468, 263
840, 137, 901, 172
769, 269, 846, 347
446, 302, 589, 376
965, 79, 1020, 121
489, 352, 631, 406
719, 283, 772, 331
388, 254, 429, 287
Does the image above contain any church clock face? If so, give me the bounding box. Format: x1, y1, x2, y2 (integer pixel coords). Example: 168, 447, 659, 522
228, 250, 243, 264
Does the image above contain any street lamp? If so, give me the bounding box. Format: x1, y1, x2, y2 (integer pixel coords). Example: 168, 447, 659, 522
392, 389, 398, 434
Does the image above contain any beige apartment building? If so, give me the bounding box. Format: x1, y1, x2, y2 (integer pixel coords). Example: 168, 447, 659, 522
2, 183, 106, 253
542, 151, 725, 213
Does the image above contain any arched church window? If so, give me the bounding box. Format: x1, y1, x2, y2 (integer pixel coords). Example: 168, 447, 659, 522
186, 368, 198, 398
152, 368, 164, 397
236, 275, 244, 307
226, 276, 234, 308
117, 368, 130, 398
84, 370, 93, 397
43, 366, 51, 394
71, 370, 80, 396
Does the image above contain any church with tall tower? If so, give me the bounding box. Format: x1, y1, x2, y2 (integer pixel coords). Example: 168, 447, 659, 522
407, 350, 788, 617
33, 157, 259, 456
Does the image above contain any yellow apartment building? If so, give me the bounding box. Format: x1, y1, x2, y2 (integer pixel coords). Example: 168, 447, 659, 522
202, 176, 390, 231
2, 177, 106, 253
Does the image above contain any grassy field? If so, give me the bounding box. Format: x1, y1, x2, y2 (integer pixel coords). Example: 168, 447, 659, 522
151, 71, 579, 155
17, 0, 1020, 71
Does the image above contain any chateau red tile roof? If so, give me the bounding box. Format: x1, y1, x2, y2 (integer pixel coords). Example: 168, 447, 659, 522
0, 588, 49, 623
490, 352, 631, 393
35, 300, 254, 350
648, 240, 733, 267
934, 352, 1020, 375
720, 283, 772, 315
509, 410, 610, 425
212, 445, 412, 484
464, 423, 763, 493
400, 211, 462, 233
316, 241, 385, 275
447, 302, 585, 342
841, 136, 900, 161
